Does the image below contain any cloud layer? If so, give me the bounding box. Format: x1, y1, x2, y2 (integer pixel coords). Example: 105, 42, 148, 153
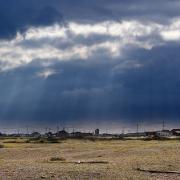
1, 18, 180, 71
0, 0, 180, 129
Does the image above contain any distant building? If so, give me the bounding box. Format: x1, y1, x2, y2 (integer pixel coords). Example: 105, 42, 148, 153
71, 132, 82, 138
45, 132, 53, 138
82, 132, 93, 137
31, 132, 41, 138
101, 133, 116, 137
71, 132, 93, 138
95, 129, 100, 136
156, 130, 172, 137
56, 130, 69, 138
124, 132, 146, 137
171, 129, 180, 136
145, 130, 172, 137
144, 131, 157, 137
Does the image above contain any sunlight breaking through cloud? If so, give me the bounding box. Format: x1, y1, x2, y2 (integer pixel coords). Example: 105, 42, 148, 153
0, 19, 180, 71
37, 68, 59, 79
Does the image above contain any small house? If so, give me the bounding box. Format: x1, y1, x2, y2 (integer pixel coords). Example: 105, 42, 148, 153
94, 129, 100, 136
56, 130, 69, 138
171, 129, 180, 136
31, 132, 41, 138
155, 130, 172, 137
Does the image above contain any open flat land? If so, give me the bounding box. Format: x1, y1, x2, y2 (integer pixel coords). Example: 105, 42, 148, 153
0, 139, 180, 180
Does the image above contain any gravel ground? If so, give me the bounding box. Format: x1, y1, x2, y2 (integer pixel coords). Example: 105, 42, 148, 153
0, 139, 180, 179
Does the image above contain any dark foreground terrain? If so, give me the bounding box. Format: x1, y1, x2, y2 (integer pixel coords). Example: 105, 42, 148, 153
0, 138, 180, 179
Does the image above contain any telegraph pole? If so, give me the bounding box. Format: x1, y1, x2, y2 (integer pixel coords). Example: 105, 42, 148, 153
26, 125, 29, 135
122, 127, 125, 135
162, 120, 165, 131
56, 125, 59, 133
136, 122, 139, 137
45, 127, 48, 134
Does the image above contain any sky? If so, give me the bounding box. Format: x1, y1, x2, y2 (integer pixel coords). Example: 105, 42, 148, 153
0, 0, 180, 132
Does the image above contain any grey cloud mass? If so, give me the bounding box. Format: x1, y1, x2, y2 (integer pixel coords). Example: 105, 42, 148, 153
1, 0, 180, 39
0, 0, 180, 129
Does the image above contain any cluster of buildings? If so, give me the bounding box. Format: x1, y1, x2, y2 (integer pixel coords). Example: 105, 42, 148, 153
0, 128, 100, 139
1, 128, 180, 139
43, 128, 180, 139
123, 129, 180, 138
45, 128, 100, 138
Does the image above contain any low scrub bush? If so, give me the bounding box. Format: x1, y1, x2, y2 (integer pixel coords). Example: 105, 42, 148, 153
0, 144, 4, 148
50, 157, 66, 162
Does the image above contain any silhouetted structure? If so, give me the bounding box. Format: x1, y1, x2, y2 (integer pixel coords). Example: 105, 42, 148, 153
71, 132, 93, 138
31, 132, 41, 138
56, 130, 69, 138
156, 130, 172, 137
124, 132, 146, 137
171, 129, 180, 136
45, 132, 53, 138
95, 129, 100, 136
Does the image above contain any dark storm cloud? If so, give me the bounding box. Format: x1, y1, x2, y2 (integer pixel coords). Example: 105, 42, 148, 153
1, 0, 180, 128
0, 0, 63, 39
1, 41, 180, 126
1, 0, 180, 39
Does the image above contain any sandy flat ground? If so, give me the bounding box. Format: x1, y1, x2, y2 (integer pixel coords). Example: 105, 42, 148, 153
0, 139, 180, 179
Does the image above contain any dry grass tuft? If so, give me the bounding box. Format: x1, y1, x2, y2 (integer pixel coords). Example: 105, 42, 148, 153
74, 160, 109, 164
50, 157, 66, 162
0, 144, 4, 148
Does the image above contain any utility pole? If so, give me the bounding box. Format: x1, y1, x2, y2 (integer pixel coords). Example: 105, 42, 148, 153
136, 122, 139, 137
162, 120, 165, 131
122, 127, 125, 134
26, 125, 29, 135
45, 127, 48, 134
17, 129, 20, 135
56, 125, 59, 133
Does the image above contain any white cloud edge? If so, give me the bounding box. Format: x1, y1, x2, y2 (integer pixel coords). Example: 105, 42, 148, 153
0, 19, 180, 71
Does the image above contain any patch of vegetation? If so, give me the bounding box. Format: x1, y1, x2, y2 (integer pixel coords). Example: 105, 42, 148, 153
2, 138, 28, 143
0, 144, 4, 148
75, 160, 109, 164
47, 137, 59, 143
50, 157, 66, 162
25, 139, 31, 143
39, 139, 46, 143
3, 140, 19, 143
29, 138, 46, 143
